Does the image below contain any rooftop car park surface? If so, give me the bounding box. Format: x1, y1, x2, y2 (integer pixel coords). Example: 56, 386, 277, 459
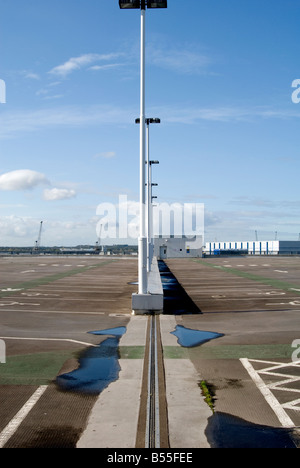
0, 255, 300, 448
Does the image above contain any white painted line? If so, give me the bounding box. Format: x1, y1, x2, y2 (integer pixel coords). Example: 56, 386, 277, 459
0, 385, 48, 448
0, 302, 40, 307
0, 337, 98, 347
21, 293, 59, 297
274, 270, 288, 274
0, 309, 105, 315
266, 300, 300, 307
240, 358, 295, 428
282, 398, 300, 411
265, 291, 286, 296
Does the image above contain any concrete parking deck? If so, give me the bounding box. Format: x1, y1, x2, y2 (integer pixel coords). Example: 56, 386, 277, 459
165, 257, 300, 447
0, 257, 138, 448
1, 255, 299, 448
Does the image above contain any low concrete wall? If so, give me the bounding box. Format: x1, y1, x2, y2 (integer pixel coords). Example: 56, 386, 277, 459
132, 257, 163, 315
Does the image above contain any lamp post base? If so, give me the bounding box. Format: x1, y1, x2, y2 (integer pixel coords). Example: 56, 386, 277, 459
132, 293, 163, 315
132, 256, 163, 314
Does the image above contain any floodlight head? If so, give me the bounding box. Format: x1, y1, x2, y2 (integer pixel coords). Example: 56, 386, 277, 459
147, 0, 167, 7
135, 117, 161, 124
119, 0, 167, 9
150, 160, 159, 165
119, 0, 140, 9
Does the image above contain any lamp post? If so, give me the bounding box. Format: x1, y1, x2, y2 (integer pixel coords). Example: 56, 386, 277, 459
119, 0, 167, 295
149, 160, 159, 269
136, 118, 160, 273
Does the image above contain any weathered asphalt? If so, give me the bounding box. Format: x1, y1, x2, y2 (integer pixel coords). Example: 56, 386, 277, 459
0, 255, 299, 448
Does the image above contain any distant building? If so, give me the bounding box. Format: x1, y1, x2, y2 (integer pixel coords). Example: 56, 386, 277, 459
155, 235, 203, 259
204, 240, 300, 256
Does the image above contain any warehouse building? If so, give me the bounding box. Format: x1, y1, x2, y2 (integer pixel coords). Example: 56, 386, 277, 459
204, 240, 300, 256
155, 235, 203, 259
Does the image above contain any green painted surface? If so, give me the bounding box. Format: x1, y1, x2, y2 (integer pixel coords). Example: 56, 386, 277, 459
164, 343, 293, 360
119, 346, 145, 359
0, 351, 73, 385
193, 259, 300, 294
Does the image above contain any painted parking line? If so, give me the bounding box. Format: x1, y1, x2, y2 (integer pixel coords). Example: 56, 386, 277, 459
240, 358, 299, 428
0, 385, 48, 448
194, 259, 300, 296
0, 302, 40, 307
0, 336, 99, 347
0, 309, 105, 315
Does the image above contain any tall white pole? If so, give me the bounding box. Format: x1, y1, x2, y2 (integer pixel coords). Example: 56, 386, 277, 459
146, 123, 151, 273
150, 162, 154, 266
138, 7, 147, 294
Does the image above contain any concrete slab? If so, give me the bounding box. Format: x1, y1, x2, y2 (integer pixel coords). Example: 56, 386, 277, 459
160, 315, 211, 448
77, 316, 148, 448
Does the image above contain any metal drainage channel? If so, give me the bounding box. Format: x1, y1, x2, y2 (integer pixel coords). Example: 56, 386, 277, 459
145, 314, 160, 448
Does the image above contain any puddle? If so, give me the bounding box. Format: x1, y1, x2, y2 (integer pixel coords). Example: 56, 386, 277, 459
171, 325, 224, 348
206, 412, 297, 448
158, 261, 201, 315
89, 327, 126, 337
56, 327, 126, 395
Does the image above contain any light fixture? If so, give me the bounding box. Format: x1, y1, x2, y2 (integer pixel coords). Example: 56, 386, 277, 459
119, 0, 140, 9
147, 1, 167, 8
119, 0, 167, 8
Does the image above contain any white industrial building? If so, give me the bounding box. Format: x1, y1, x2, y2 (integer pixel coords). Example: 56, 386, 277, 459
204, 240, 300, 256
155, 235, 203, 259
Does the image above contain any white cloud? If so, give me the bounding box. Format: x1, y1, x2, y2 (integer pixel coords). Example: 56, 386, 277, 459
0, 105, 133, 139
0, 102, 298, 141
89, 64, 121, 71
49, 53, 122, 78
24, 72, 40, 80
94, 151, 116, 159
0, 170, 49, 191
149, 47, 212, 75
43, 188, 77, 201
0, 215, 40, 239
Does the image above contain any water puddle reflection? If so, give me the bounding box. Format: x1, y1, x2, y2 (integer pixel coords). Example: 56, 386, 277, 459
56, 327, 126, 395
171, 325, 224, 348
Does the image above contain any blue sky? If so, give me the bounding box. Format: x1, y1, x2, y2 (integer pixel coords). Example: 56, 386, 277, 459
0, 0, 300, 246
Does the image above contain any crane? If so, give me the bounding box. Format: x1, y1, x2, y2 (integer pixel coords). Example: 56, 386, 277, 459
34, 221, 43, 252
95, 223, 102, 253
